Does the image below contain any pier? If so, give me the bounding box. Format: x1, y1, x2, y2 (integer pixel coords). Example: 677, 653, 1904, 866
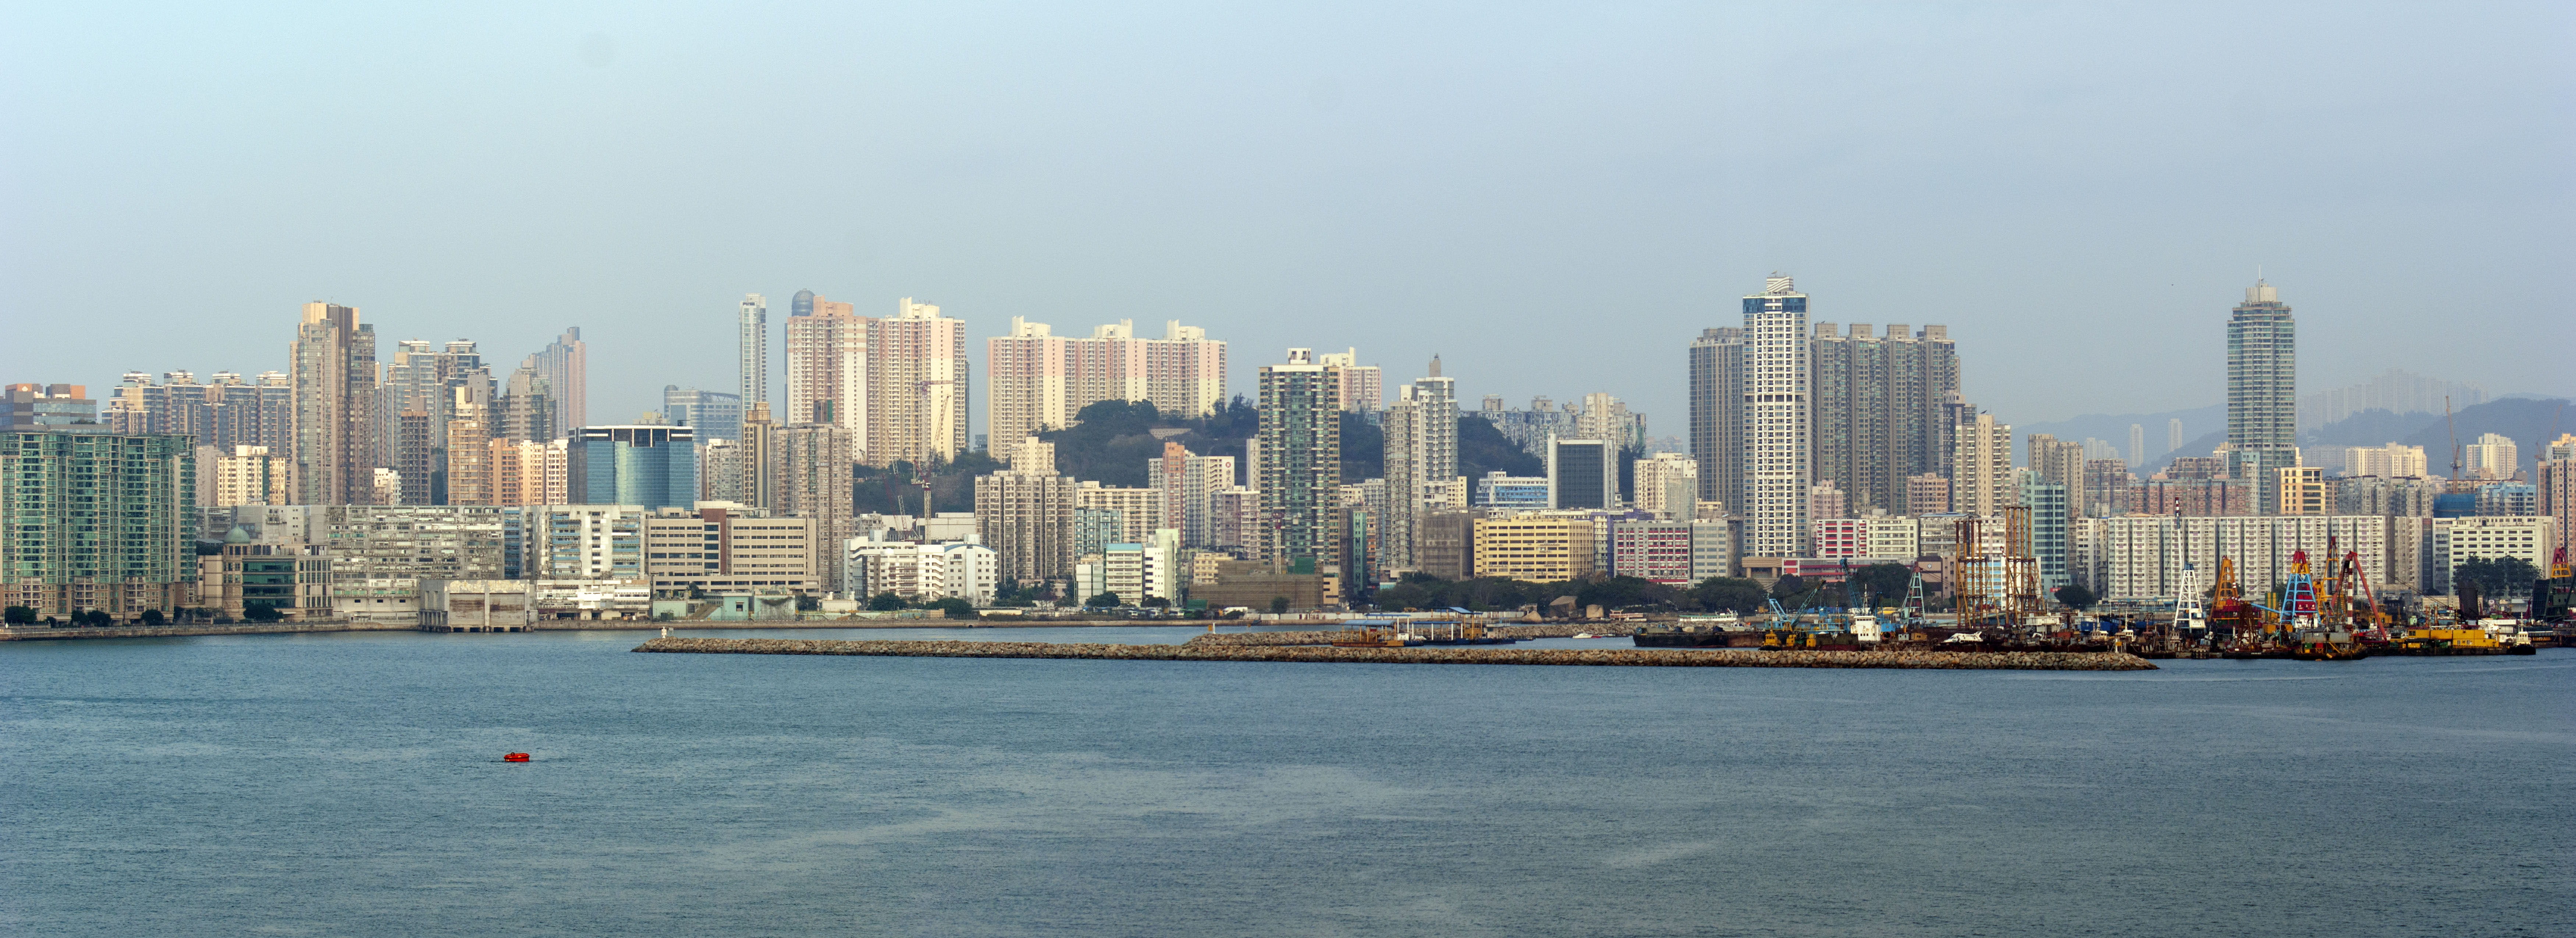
632, 636, 2159, 669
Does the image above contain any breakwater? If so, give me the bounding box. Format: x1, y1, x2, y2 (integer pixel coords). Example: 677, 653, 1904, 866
1185, 622, 1604, 647
632, 636, 2157, 670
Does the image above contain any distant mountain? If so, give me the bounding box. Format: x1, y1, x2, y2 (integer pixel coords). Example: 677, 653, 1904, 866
2304, 409, 2438, 448
2014, 403, 2224, 468
2394, 397, 2570, 479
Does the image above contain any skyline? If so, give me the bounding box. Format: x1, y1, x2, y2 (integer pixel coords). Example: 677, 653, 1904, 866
5, 4, 2570, 429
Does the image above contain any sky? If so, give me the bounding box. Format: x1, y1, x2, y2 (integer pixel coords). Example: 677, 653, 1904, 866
5, 2, 2570, 437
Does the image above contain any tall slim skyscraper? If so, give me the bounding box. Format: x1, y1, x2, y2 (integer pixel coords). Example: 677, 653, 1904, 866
531, 327, 586, 439
1741, 275, 1810, 558
288, 302, 378, 504
1687, 327, 1744, 512
985, 317, 1229, 446
1809, 322, 1960, 514
738, 293, 769, 408
1379, 357, 1457, 572
2127, 423, 2146, 469
870, 297, 969, 468
2168, 418, 2184, 457
784, 293, 866, 432
1952, 413, 2014, 517
778, 422, 857, 588
1257, 349, 1340, 566
2225, 281, 2297, 513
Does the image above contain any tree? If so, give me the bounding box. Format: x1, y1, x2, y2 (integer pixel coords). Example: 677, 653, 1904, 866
139, 609, 165, 626
1269, 596, 1291, 614
1849, 564, 1915, 609
1689, 577, 1770, 614
2455, 557, 2540, 605
2054, 584, 2098, 611
1141, 596, 1171, 609
3, 606, 33, 625
1770, 575, 1809, 600
795, 594, 821, 611
930, 597, 978, 619
868, 592, 909, 611
242, 602, 282, 623
1087, 592, 1123, 609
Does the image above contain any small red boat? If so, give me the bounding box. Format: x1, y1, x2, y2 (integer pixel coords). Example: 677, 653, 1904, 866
503, 752, 530, 762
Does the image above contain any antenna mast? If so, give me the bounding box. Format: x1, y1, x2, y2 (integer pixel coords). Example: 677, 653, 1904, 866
2446, 395, 2461, 482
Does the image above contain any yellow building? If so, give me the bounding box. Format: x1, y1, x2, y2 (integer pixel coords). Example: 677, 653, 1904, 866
1472, 516, 1595, 582
2276, 466, 2327, 516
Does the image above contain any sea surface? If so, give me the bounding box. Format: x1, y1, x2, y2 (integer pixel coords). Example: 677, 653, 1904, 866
3, 629, 2568, 937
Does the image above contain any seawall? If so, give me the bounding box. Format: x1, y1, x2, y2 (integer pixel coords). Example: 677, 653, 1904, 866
632, 636, 2158, 670
0, 621, 417, 642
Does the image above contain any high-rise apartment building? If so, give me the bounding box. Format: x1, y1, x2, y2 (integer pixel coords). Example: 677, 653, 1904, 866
2225, 281, 2298, 513
288, 302, 378, 505
1076, 482, 1167, 545
1741, 275, 1811, 557
1952, 413, 2014, 517
444, 384, 493, 505
380, 339, 492, 505
104, 372, 293, 451
567, 425, 698, 510
1687, 327, 1744, 512
870, 298, 969, 468
785, 293, 866, 429
531, 327, 586, 440
2082, 459, 2132, 518
984, 317, 1229, 445
738, 293, 769, 408
731, 402, 779, 509
2, 431, 198, 618
1378, 360, 1457, 572
2019, 475, 2071, 590
1472, 516, 1596, 582
2340, 443, 2428, 479
2537, 456, 2574, 562
1905, 473, 1951, 515
777, 422, 857, 589
1258, 349, 1341, 565
661, 386, 744, 443
1809, 322, 1960, 515
199, 444, 289, 508
2025, 433, 2086, 524
1317, 349, 1383, 413
976, 441, 1080, 585
2462, 433, 2519, 480
1145, 441, 1236, 548
487, 437, 569, 506
2276, 466, 2328, 516
494, 365, 554, 443
1630, 452, 1698, 519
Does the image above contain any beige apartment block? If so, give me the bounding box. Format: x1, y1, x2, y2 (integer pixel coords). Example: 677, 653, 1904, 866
1472, 516, 1596, 583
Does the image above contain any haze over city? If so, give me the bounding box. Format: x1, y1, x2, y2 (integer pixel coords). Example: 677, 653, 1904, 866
5, 3, 2568, 428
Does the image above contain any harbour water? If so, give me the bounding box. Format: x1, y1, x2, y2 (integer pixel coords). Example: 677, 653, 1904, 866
3, 629, 2568, 936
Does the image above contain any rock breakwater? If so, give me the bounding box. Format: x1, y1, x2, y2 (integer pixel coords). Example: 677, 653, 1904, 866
634, 636, 2156, 670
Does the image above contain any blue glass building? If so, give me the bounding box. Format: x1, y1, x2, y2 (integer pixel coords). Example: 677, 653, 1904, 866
567, 425, 698, 510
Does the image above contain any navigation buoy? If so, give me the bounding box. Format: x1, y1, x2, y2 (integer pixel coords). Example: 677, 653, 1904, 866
503, 752, 531, 762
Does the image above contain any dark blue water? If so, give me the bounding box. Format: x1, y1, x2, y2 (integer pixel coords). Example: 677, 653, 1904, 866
4, 631, 2568, 937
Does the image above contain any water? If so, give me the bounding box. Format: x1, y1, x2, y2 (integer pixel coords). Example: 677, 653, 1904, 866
4, 630, 2568, 937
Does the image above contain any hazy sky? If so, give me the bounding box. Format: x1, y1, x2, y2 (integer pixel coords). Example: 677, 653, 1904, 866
6, 2, 2569, 435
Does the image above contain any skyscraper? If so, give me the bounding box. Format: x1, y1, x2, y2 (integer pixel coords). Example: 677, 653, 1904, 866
1378, 358, 1457, 571
1687, 326, 1743, 513
784, 293, 866, 430
2168, 418, 2184, 457
1741, 275, 1810, 558
2225, 281, 2296, 513
1257, 349, 1340, 565
984, 317, 1229, 446
1547, 436, 1616, 511
1317, 349, 1383, 413
976, 438, 1079, 585
567, 425, 698, 510
869, 297, 969, 468
1808, 322, 1961, 515
532, 327, 586, 440
738, 293, 769, 408
288, 302, 378, 505
2128, 423, 2146, 469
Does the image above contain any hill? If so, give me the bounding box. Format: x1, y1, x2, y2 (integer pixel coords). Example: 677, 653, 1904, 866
2129, 397, 2569, 480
